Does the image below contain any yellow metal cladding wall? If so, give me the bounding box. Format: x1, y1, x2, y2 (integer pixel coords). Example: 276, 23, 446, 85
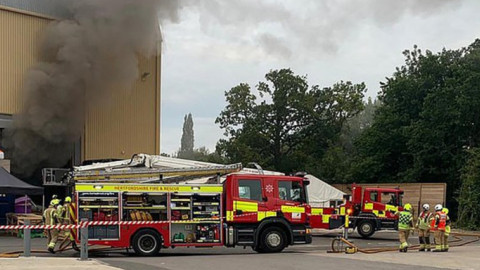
0, 7, 161, 161
0, 8, 51, 114
83, 54, 161, 160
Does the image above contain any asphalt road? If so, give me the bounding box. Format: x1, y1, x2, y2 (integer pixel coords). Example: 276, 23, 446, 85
1, 230, 477, 270
94, 231, 447, 270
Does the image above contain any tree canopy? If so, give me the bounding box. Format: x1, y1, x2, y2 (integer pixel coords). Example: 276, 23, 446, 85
210, 39, 480, 227
351, 40, 480, 220
216, 68, 365, 174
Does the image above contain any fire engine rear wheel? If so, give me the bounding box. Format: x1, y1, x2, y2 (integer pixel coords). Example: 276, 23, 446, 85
357, 220, 375, 238
132, 229, 161, 256
257, 226, 287, 253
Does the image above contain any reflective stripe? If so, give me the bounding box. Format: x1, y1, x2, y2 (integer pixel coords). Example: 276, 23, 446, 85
430, 215, 437, 230
385, 204, 398, 212
234, 201, 258, 212
69, 204, 76, 222
340, 207, 346, 215
67, 202, 76, 240
257, 211, 276, 221
322, 215, 331, 223
398, 211, 412, 230
373, 210, 386, 217
75, 184, 223, 193
226, 211, 234, 221
281, 205, 305, 213
445, 225, 451, 235
418, 211, 431, 230
364, 203, 373, 210
311, 208, 323, 216
437, 212, 447, 231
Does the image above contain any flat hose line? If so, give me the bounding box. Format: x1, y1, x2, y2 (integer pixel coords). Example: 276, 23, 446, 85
330, 231, 480, 254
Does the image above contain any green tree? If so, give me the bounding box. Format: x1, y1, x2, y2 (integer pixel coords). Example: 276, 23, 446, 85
352, 39, 480, 220
178, 113, 194, 159
190, 146, 227, 164
216, 69, 365, 174
457, 148, 480, 229
318, 98, 380, 183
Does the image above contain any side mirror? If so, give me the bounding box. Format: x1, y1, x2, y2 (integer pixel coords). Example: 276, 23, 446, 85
263, 197, 268, 202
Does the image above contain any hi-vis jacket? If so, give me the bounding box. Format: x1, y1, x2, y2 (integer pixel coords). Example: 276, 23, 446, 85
431, 211, 447, 231
398, 210, 413, 230
43, 206, 59, 225
417, 211, 432, 230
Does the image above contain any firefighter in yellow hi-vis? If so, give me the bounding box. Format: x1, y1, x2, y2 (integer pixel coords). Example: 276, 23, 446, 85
432, 204, 446, 252
43, 199, 60, 254
443, 207, 451, 252
397, 203, 414, 252
416, 204, 432, 251
57, 197, 73, 239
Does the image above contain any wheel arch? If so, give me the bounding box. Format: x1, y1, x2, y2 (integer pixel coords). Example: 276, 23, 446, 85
130, 227, 164, 248
355, 213, 380, 229
254, 218, 293, 246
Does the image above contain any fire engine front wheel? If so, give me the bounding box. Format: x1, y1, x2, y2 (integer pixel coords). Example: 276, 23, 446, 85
132, 229, 162, 256
256, 226, 287, 253
357, 220, 375, 238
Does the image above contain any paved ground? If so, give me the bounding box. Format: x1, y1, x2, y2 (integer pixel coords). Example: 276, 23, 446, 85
1, 230, 479, 270
0, 257, 119, 270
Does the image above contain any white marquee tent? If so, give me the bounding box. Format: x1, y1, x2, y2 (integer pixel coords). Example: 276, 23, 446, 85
304, 174, 345, 207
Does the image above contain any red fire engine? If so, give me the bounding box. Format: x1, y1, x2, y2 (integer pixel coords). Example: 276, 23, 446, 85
68, 156, 312, 256
310, 184, 404, 238
49, 154, 406, 255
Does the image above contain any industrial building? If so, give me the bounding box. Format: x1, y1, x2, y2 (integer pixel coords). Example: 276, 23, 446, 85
0, 1, 161, 173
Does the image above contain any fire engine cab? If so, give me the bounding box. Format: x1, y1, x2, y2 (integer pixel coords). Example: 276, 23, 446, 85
309, 184, 404, 238
67, 154, 312, 256
347, 184, 404, 237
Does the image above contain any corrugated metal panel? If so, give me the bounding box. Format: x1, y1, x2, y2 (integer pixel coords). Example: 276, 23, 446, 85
83, 55, 161, 160
0, 8, 51, 114
1, 7, 161, 161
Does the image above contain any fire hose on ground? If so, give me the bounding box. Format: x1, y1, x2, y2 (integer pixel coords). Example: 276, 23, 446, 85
329, 231, 480, 254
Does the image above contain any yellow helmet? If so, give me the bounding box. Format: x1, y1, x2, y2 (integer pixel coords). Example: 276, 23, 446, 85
404, 203, 412, 211
65, 196, 72, 203
52, 199, 60, 205
443, 208, 449, 214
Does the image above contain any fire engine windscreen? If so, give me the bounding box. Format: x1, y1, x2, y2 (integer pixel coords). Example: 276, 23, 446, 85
278, 181, 307, 203
6, 0, 182, 176
380, 192, 403, 207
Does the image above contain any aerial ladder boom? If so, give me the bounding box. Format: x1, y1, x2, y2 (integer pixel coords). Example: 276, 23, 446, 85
71, 163, 242, 182
43, 154, 242, 185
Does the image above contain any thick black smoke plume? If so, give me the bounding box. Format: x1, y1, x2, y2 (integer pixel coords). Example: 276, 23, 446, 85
7, 0, 181, 176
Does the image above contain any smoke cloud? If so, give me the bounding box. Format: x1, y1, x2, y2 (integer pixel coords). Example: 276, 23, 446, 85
7, 0, 181, 175
183, 0, 459, 58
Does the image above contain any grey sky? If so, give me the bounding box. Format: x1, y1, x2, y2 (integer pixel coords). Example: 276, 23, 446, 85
160, 0, 480, 155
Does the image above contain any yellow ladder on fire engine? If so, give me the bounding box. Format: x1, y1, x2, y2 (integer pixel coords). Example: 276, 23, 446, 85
70, 163, 242, 182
